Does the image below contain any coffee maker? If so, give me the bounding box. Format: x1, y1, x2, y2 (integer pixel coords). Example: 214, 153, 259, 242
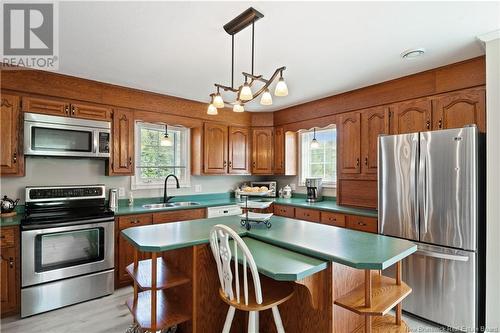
305, 178, 323, 202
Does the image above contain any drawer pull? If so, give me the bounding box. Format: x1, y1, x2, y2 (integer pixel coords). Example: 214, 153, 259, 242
9, 257, 14, 268
357, 222, 367, 226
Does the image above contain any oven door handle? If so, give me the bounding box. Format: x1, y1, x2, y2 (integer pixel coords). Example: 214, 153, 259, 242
22, 217, 115, 230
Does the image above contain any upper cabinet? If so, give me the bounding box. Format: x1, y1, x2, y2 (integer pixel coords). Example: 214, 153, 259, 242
432, 87, 486, 132
228, 126, 250, 175
274, 127, 297, 175
390, 98, 432, 134
361, 107, 389, 175
107, 108, 134, 175
1, 94, 24, 176
22, 96, 111, 121
338, 112, 361, 175
251, 127, 274, 175
203, 123, 229, 174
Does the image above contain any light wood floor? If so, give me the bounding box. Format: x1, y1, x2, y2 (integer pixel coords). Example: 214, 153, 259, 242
1, 287, 441, 333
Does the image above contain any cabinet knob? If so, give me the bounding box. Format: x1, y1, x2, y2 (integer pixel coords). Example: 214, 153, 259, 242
223, 161, 227, 167
358, 221, 367, 226
129, 157, 132, 166
364, 157, 368, 166
13, 152, 17, 164
438, 119, 443, 129
65, 105, 70, 115
228, 161, 232, 168
253, 161, 256, 167
426, 120, 431, 129
356, 158, 360, 167
9, 257, 14, 268
71, 105, 75, 116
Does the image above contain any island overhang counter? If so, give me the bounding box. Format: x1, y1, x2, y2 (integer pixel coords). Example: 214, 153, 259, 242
122, 215, 417, 333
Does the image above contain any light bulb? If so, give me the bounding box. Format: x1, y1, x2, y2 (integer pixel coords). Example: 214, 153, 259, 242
233, 102, 244, 113
213, 93, 224, 108
207, 103, 218, 115
239, 82, 253, 101
160, 134, 173, 147
274, 77, 288, 97
310, 138, 320, 149
260, 89, 273, 106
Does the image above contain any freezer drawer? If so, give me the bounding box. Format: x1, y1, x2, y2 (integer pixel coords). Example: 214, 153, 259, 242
385, 243, 477, 330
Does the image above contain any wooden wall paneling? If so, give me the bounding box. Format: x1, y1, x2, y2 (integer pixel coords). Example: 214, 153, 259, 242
284, 130, 298, 176
390, 98, 432, 134
338, 179, 378, 209
203, 123, 228, 174
1, 69, 252, 126
191, 126, 203, 175
251, 112, 274, 126
281, 115, 337, 133
273, 56, 485, 126
108, 108, 134, 175
21, 96, 69, 117
338, 112, 361, 175
361, 106, 389, 175
251, 127, 274, 174
432, 87, 486, 132
228, 126, 250, 175
1, 94, 24, 176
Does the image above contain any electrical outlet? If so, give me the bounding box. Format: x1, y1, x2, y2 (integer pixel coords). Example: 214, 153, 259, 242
290, 183, 296, 191
118, 187, 125, 197
194, 184, 202, 193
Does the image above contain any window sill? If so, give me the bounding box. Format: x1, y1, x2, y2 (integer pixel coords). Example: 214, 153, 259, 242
298, 182, 337, 189
131, 182, 191, 191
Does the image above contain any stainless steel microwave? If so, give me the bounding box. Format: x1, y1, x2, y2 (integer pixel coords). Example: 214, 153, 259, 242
24, 113, 111, 158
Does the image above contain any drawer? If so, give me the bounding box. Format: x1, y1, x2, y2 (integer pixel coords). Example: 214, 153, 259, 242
0, 228, 15, 248
294, 207, 321, 223
118, 214, 153, 230
273, 204, 295, 218
346, 215, 378, 233
320, 212, 346, 227
153, 208, 206, 224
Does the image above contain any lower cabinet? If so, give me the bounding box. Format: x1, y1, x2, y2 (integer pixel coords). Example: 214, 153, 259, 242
320, 212, 346, 228
294, 207, 321, 223
346, 215, 378, 233
115, 208, 207, 288
273, 204, 295, 218
0, 226, 20, 317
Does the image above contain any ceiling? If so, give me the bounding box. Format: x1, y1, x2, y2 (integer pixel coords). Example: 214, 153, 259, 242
57, 1, 500, 112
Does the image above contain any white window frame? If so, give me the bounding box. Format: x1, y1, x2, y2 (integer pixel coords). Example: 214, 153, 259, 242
132, 121, 191, 190
298, 125, 337, 188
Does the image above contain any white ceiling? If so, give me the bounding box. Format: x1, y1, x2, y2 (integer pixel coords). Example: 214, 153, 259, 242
57, 1, 500, 112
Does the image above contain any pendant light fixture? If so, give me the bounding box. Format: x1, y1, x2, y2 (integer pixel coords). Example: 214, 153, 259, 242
310, 128, 320, 149
160, 124, 173, 147
207, 7, 288, 114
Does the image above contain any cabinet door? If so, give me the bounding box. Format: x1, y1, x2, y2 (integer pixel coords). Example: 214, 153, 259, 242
346, 215, 378, 233
109, 109, 134, 175
1, 94, 24, 176
321, 212, 346, 228
361, 107, 389, 175
338, 112, 361, 174
228, 126, 250, 175
0, 246, 18, 315
251, 127, 274, 174
71, 103, 112, 121
391, 98, 432, 134
203, 123, 228, 174
274, 127, 285, 174
153, 208, 206, 224
274, 204, 295, 218
433, 88, 486, 132
22, 96, 69, 117
295, 207, 321, 223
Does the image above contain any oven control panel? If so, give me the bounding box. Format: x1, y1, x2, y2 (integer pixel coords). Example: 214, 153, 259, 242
26, 185, 105, 201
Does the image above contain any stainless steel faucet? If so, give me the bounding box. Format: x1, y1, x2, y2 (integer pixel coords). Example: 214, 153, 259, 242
163, 174, 180, 203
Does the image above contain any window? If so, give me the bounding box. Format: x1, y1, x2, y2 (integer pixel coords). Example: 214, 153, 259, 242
133, 121, 190, 189
299, 126, 337, 187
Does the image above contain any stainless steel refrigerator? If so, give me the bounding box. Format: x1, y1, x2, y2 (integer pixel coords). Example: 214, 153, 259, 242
378, 125, 484, 330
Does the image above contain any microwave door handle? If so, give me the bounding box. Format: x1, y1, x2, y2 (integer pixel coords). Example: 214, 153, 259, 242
93, 130, 98, 153
415, 249, 469, 262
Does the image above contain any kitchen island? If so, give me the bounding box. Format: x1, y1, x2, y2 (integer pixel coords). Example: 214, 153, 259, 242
122, 215, 416, 332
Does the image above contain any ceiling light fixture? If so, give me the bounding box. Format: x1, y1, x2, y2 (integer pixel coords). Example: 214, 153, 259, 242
401, 48, 426, 59
207, 7, 288, 114
310, 128, 320, 149
160, 124, 173, 147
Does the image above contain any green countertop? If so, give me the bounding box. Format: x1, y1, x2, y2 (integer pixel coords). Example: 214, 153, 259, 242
122, 215, 416, 271
231, 237, 328, 281
0, 214, 23, 227
272, 197, 377, 218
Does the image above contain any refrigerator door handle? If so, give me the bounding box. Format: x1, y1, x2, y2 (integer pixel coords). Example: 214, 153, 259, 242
410, 137, 419, 230
415, 249, 470, 262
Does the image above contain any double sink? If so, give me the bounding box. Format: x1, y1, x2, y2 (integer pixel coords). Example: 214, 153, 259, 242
142, 202, 201, 210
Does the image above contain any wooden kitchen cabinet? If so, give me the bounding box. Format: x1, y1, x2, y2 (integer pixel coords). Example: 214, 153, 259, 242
274, 127, 297, 175
338, 112, 361, 175
228, 126, 250, 175
0, 227, 20, 317
203, 123, 228, 174
346, 215, 378, 233
294, 207, 321, 223
432, 88, 486, 132
152, 208, 206, 224
116, 214, 153, 288
320, 212, 346, 228
22, 96, 112, 121
70, 103, 112, 121
273, 204, 295, 218
107, 108, 134, 176
1, 94, 24, 176
251, 127, 274, 175
390, 98, 432, 134
361, 107, 389, 175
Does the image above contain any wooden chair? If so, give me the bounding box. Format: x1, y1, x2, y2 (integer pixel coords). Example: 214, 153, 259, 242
209, 224, 295, 333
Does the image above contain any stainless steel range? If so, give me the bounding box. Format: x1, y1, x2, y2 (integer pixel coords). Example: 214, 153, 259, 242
21, 185, 115, 317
